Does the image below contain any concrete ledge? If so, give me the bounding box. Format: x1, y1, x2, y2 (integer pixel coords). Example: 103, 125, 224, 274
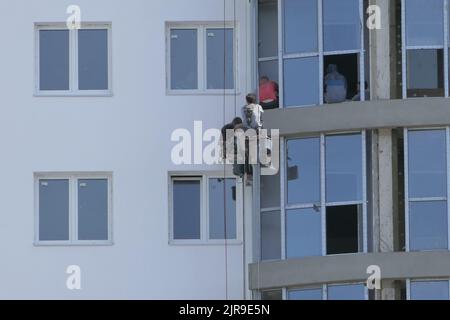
264, 97, 450, 136
249, 251, 450, 290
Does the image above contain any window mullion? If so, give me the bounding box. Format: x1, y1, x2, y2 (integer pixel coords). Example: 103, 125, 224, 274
359, 0, 365, 101
444, 0, 449, 97
401, 0, 407, 99
278, 0, 284, 109
446, 127, 450, 250
318, 0, 324, 105
404, 128, 411, 252
203, 176, 209, 242
68, 176, 77, 244
362, 130, 368, 253
280, 137, 286, 260
71, 29, 78, 93
320, 134, 326, 256
199, 26, 206, 92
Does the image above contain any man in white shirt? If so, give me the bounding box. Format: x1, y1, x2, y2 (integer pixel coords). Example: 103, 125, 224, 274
241, 93, 264, 130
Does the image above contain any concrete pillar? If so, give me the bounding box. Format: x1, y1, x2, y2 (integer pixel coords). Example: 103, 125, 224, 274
378, 129, 396, 300
369, 0, 398, 300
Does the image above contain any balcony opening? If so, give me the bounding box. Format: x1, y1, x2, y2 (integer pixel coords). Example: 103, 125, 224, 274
324, 54, 362, 103
326, 204, 362, 255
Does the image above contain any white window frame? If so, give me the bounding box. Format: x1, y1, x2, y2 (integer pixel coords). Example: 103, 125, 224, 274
407, 278, 450, 300
35, 23, 113, 97
404, 127, 450, 252
262, 131, 367, 261
255, 0, 366, 109
168, 172, 243, 245
34, 172, 113, 246
166, 22, 238, 95
401, 0, 449, 98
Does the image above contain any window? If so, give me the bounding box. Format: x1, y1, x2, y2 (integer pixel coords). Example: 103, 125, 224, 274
286, 284, 367, 300
261, 290, 282, 300
260, 173, 281, 260
409, 280, 450, 300
258, 0, 278, 84
327, 284, 366, 300
405, 129, 449, 251
257, 0, 367, 108
288, 288, 323, 300
402, 0, 448, 98
261, 210, 281, 260
36, 24, 111, 95
36, 174, 112, 245
260, 132, 367, 261
170, 175, 239, 244
286, 208, 322, 258
167, 23, 236, 93
173, 179, 202, 240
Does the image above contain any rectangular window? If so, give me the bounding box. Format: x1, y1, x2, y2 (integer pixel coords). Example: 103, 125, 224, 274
36, 24, 111, 95
405, 0, 444, 47
286, 208, 322, 258
36, 174, 112, 245
261, 211, 281, 261
326, 134, 363, 203
170, 29, 198, 90
409, 280, 450, 300
283, 57, 320, 108
278, 132, 366, 260
170, 175, 239, 244
261, 173, 281, 261
323, 0, 361, 52
173, 179, 201, 240
261, 290, 283, 300
39, 30, 70, 91
402, 0, 448, 98
206, 28, 234, 90
326, 205, 363, 255
78, 179, 109, 241
167, 23, 236, 93
208, 178, 237, 240
288, 288, 323, 300
258, 0, 367, 108
327, 284, 366, 300
284, 0, 318, 54
78, 29, 109, 91
406, 129, 449, 252
258, 0, 279, 87
407, 49, 444, 97
286, 284, 367, 300
39, 179, 70, 241
287, 138, 321, 205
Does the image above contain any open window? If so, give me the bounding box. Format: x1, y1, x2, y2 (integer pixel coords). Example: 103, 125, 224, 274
326, 205, 363, 255
257, 0, 369, 108
324, 54, 361, 102
323, 0, 369, 103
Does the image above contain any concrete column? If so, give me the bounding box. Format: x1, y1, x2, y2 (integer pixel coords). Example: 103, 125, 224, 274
369, 0, 398, 300
369, 0, 392, 100
378, 129, 396, 300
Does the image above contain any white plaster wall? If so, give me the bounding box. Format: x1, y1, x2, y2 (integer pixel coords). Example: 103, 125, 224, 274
0, 0, 252, 299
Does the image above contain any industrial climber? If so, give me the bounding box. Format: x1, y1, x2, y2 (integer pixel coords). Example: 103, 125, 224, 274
241, 93, 264, 130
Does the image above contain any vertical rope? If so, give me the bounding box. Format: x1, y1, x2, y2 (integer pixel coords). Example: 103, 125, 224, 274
222, 0, 229, 301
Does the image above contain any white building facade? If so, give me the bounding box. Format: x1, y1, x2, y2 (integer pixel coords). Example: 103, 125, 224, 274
0, 0, 253, 299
